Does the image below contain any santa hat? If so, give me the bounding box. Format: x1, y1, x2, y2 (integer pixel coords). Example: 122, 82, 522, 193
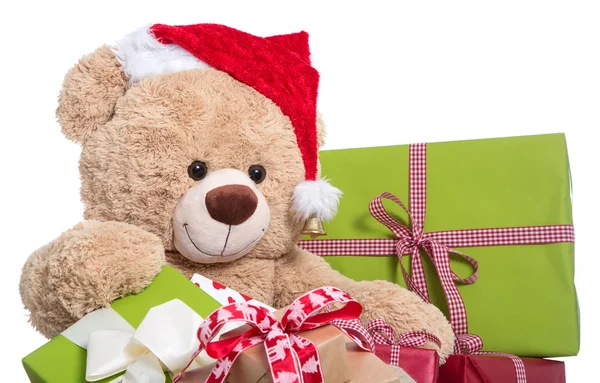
111, 23, 341, 222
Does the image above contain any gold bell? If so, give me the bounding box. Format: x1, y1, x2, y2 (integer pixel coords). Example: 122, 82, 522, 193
301, 216, 327, 239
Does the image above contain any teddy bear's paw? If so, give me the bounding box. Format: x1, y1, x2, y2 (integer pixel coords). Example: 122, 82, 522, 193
19, 220, 165, 338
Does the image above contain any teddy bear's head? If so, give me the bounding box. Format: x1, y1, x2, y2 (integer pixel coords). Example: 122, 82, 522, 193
57, 24, 340, 264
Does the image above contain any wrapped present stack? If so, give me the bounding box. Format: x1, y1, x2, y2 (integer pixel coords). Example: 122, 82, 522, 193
298, 133, 578, 382
22, 266, 406, 383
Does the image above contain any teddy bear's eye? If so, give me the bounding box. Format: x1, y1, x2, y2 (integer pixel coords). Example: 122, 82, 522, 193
248, 165, 266, 184
188, 161, 208, 181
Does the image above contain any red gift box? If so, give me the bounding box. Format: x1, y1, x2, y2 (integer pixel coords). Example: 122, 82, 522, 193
373, 344, 439, 383
438, 354, 566, 383
360, 319, 442, 383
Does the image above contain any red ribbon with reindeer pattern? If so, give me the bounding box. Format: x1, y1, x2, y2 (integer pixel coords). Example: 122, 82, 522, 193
173, 287, 370, 383
299, 143, 576, 383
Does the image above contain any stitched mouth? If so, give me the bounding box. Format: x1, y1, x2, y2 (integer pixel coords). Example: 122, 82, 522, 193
183, 223, 264, 258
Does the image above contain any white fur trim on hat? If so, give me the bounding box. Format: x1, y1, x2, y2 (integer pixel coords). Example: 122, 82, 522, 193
291, 179, 342, 222
109, 26, 211, 84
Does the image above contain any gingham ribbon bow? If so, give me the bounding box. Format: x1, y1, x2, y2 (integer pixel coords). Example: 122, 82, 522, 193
366, 319, 442, 366
370, 190, 487, 354
174, 287, 363, 383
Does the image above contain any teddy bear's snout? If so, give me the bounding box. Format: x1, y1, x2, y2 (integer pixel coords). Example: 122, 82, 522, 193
172, 168, 271, 263
205, 185, 258, 226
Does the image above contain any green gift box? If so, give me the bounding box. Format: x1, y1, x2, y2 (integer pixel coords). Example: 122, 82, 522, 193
22, 266, 221, 383
300, 133, 578, 357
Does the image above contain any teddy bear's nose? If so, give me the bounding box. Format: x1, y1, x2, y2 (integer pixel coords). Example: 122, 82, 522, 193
205, 185, 259, 226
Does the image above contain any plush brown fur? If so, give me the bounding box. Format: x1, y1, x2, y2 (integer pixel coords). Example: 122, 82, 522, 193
19, 220, 164, 338
20, 45, 455, 361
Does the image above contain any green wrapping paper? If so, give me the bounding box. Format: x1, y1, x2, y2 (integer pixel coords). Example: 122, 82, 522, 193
22, 266, 221, 383
301, 133, 578, 357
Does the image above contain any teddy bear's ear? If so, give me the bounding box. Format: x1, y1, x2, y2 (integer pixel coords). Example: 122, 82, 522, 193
57, 45, 128, 144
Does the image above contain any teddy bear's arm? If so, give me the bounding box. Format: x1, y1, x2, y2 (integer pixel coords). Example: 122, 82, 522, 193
19, 220, 165, 338
274, 246, 455, 361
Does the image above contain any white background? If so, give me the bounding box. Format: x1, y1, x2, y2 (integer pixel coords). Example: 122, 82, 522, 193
1, 1, 598, 381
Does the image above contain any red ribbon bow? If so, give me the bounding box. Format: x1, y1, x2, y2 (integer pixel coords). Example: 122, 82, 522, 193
366, 319, 441, 366
174, 287, 364, 383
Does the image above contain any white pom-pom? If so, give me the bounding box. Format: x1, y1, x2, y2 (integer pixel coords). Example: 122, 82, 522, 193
110, 25, 211, 84
291, 179, 342, 222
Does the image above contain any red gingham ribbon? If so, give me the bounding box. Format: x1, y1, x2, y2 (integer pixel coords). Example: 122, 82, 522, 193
367, 319, 442, 366
329, 318, 442, 367
329, 318, 375, 350
298, 143, 575, 383
173, 287, 363, 383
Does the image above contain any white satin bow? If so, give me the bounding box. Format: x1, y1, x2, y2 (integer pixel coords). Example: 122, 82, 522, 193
62, 299, 214, 383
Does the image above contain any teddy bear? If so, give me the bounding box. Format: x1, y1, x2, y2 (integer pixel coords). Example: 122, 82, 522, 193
19, 23, 455, 364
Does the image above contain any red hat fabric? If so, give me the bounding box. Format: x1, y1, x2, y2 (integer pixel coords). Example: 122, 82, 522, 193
151, 23, 319, 182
